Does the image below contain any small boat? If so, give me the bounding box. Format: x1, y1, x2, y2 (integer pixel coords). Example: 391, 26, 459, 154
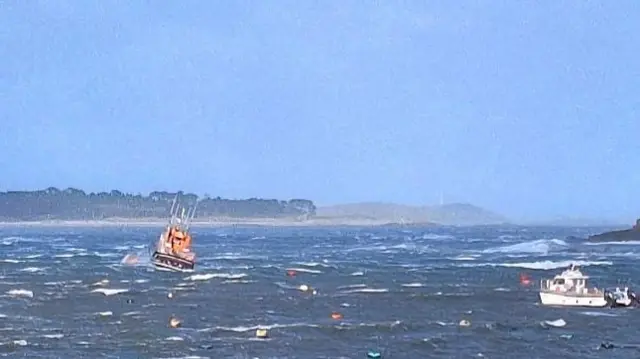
539, 264, 608, 307
151, 196, 197, 272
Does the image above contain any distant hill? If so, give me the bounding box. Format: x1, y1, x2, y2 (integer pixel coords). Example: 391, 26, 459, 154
316, 202, 508, 226
0, 187, 316, 221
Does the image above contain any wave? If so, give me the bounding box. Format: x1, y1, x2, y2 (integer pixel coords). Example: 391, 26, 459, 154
458, 259, 612, 270
482, 239, 568, 254
584, 241, 640, 246
185, 273, 248, 281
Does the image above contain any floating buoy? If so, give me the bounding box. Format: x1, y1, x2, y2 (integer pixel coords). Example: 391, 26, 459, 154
299, 284, 310, 292
519, 273, 531, 286
169, 317, 181, 328
331, 312, 343, 320
287, 270, 297, 277
367, 350, 382, 358
255, 328, 269, 339
459, 319, 471, 327
168, 292, 173, 299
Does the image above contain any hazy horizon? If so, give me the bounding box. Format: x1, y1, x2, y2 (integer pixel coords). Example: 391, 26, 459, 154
2, 2, 639, 223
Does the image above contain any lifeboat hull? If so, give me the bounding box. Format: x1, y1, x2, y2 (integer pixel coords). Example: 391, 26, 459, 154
151, 251, 195, 272
539, 291, 608, 307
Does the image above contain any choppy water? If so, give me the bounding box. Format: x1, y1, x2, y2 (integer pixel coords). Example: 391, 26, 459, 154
1, 225, 639, 358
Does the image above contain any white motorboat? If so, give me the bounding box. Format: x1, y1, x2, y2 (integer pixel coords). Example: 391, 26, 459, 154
539, 264, 608, 307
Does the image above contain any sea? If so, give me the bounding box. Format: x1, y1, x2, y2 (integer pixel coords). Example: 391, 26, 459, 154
0, 225, 638, 359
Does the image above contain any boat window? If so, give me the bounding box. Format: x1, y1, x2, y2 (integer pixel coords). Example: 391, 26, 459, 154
553, 279, 565, 285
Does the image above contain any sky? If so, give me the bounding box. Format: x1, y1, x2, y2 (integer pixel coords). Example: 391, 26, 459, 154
1, 1, 639, 222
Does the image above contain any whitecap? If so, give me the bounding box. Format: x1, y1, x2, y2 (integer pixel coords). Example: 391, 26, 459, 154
90, 288, 129, 296
42, 334, 64, 339
585, 241, 640, 246
401, 282, 424, 287
341, 288, 389, 294
1, 259, 21, 263
458, 260, 611, 270
579, 311, 619, 317
7, 289, 34, 298
497, 260, 611, 270
541, 319, 566, 328
20, 267, 46, 273
482, 239, 567, 254
285, 267, 323, 274
165, 336, 184, 341
185, 273, 247, 281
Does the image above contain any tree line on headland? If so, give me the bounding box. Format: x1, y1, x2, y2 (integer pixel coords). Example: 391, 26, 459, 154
0, 187, 316, 221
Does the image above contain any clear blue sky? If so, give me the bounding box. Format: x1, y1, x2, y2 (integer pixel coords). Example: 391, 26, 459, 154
1, 1, 639, 222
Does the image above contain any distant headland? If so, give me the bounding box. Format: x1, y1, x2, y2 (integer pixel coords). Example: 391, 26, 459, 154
586, 219, 640, 242
0, 187, 315, 222
0, 188, 508, 227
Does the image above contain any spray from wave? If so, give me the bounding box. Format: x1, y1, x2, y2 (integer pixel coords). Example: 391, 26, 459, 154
482, 239, 568, 255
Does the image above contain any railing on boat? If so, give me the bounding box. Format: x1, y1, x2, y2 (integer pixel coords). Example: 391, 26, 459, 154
539, 279, 603, 294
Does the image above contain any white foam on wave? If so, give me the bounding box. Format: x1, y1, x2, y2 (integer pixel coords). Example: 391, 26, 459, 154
199, 322, 318, 333
401, 282, 424, 287
1, 259, 22, 263
337, 284, 368, 289
186, 273, 248, 281
6, 289, 34, 298
579, 311, 619, 317
458, 259, 612, 270
91, 288, 129, 296
42, 334, 64, 339
20, 267, 47, 273
350, 271, 364, 276
211, 253, 265, 260
91, 279, 109, 286
451, 255, 478, 261
585, 241, 640, 246
421, 233, 455, 240
341, 287, 389, 294
500, 260, 611, 270
286, 267, 323, 274
93, 251, 119, 258
165, 336, 184, 341
222, 279, 254, 284
293, 261, 332, 268
482, 239, 568, 254
542, 319, 566, 328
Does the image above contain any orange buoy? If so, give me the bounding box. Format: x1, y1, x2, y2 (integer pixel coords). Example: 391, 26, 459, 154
331, 312, 343, 320
287, 270, 297, 277
519, 273, 531, 286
